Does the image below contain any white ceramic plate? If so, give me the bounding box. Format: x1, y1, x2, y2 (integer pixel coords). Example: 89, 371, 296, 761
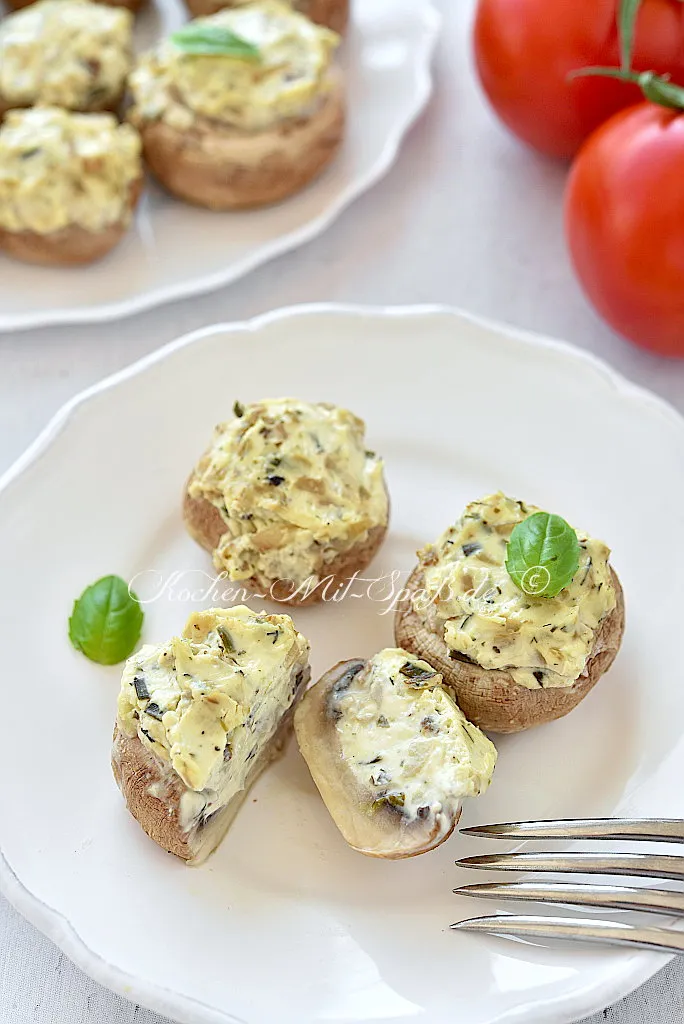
0, 1, 438, 331
2, 305, 684, 1024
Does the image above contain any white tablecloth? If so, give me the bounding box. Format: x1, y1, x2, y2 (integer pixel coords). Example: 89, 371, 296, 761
1, 1, 683, 1020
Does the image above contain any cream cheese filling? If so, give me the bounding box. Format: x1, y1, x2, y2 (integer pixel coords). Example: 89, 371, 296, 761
128, 1, 339, 132
0, 108, 141, 235
188, 398, 388, 588
330, 648, 497, 821
117, 605, 310, 831
418, 493, 617, 689
0, 0, 132, 110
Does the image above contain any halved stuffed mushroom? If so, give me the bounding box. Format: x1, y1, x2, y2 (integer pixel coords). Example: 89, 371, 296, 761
0, 107, 142, 266
0, 0, 133, 115
112, 605, 311, 864
295, 648, 497, 858
127, 0, 344, 209
395, 493, 625, 734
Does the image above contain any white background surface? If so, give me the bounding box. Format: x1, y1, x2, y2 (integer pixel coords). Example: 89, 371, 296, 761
0, 1, 683, 1022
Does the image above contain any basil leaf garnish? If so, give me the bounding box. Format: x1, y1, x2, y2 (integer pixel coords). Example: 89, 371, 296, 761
170, 24, 262, 61
505, 512, 581, 599
69, 575, 144, 665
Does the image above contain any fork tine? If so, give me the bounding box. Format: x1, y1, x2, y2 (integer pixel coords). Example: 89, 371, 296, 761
453, 881, 684, 917
460, 819, 684, 842
456, 852, 684, 881
450, 915, 684, 954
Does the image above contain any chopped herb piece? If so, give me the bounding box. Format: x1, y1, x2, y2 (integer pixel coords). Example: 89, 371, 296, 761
267, 474, 285, 486
145, 703, 164, 721
386, 791, 405, 808
266, 630, 279, 644
233, 400, 245, 418
133, 674, 149, 700
217, 625, 234, 652
416, 805, 430, 819
400, 661, 437, 684
462, 542, 482, 557
377, 714, 389, 728
140, 727, 156, 744
533, 670, 545, 684
362, 754, 382, 765
365, 449, 376, 458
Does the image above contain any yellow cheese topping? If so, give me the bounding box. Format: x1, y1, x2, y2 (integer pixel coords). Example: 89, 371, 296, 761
118, 606, 310, 827
418, 493, 617, 690
0, 0, 132, 111
0, 108, 141, 234
189, 398, 388, 590
330, 649, 497, 820
128, 1, 339, 132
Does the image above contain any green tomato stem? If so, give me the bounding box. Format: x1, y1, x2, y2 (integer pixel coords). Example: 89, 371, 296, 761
569, 67, 684, 113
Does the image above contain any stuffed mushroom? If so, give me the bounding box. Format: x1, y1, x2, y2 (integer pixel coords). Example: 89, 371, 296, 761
112, 605, 311, 863
183, 398, 389, 606
394, 493, 625, 734
127, 1, 344, 209
0, 0, 133, 115
0, 107, 142, 266
295, 648, 497, 858
183, 0, 349, 34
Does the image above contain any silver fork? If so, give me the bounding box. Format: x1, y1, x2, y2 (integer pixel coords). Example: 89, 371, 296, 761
451, 819, 684, 954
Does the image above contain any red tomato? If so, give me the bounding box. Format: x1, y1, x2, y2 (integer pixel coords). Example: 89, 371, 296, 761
474, 0, 684, 158
565, 103, 684, 357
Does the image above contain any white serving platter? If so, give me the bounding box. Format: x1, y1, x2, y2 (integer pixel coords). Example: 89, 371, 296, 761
1, 305, 683, 1024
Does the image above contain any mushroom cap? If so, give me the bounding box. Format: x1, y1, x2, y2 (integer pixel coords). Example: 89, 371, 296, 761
294, 659, 462, 859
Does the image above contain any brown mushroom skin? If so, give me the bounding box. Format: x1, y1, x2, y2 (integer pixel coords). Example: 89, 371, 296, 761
132, 80, 345, 211
394, 565, 625, 735
183, 0, 349, 33
182, 472, 389, 608
294, 660, 462, 859
0, 177, 142, 267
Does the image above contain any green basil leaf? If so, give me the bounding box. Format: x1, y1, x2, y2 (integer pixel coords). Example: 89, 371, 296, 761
618, 0, 643, 71
505, 512, 581, 599
170, 24, 261, 60
69, 575, 144, 665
